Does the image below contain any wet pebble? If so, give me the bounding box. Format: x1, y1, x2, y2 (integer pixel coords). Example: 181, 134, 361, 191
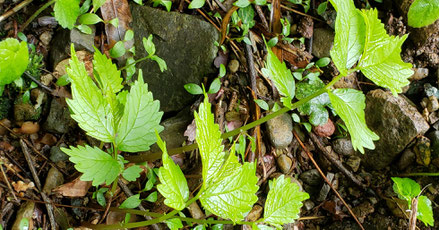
227, 59, 239, 73
276, 154, 292, 174
313, 119, 335, 137
299, 169, 321, 186
50, 145, 69, 163
346, 155, 361, 172
43, 167, 64, 194
266, 113, 293, 149
427, 96, 439, 112
332, 138, 355, 156
12, 202, 35, 230
246, 204, 263, 222
410, 68, 429, 81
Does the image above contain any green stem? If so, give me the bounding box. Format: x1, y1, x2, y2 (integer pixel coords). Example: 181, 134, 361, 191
110, 143, 119, 195
399, 172, 439, 177
126, 73, 345, 163
120, 56, 149, 71
20, 0, 56, 31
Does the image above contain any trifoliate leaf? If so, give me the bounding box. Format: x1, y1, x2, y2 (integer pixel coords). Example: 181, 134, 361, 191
329, 0, 365, 74
156, 134, 189, 210
93, 48, 123, 95
54, 0, 81, 29
200, 151, 259, 223
116, 72, 163, 152
165, 218, 183, 230
263, 175, 309, 227
408, 0, 439, 28
194, 96, 226, 188
262, 43, 295, 108
120, 194, 141, 209
66, 46, 115, 142
358, 9, 413, 96
328, 88, 379, 153
188, 0, 205, 9
391, 177, 421, 202
417, 195, 434, 226
61, 145, 121, 186
122, 165, 143, 182
0, 38, 29, 85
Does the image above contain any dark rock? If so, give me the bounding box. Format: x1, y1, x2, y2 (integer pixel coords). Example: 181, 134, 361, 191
50, 145, 69, 163
43, 98, 76, 134
43, 167, 64, 194
299, 169, 321, 186
363, 89, 430, 169
131, 6, 219, 112
49, 27, 95, 69
317, 172, 334, 202
332, 138, 355, 156
265, 113, 293, 148
414, 136, 431, 166
312, 27, 334, 58
0, 98, 12, 120
427, 130, 439, 158
397, 148, 416, 170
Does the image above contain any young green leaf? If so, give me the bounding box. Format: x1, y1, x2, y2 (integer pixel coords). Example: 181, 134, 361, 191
0, 38, 29, 85
115, 71, 163, 152
93, 0, 106, 11
328, 88, 379, 153
417, 195, 434, 226
194, 96, 226, 187
200, 151, 259, 223
317, 1, 328, 15
93, 48, 123, 95
145, 191, 158, 202
328, 0, 365, 75
219, 64, 226, 78
66, 46, 115, 142
54, 0, 81, 29
149, 55, 167, 72
76, 24, 92, 34
358, 9, 413, 96
61, 145, 121, 186
142, 35, 156, 56
408, 0, 439, 28
120, 194, 141, 209
254, 99, 269, 111
78, 13, 103, 25
124, 30, 134, 41
156, 134, 189, 210
208, 78, 221, 94
391, 177, 421, 201
56, 74, 71, 86
261, 43, 295, 108
263, 175, 309, 227
152, 0, 172, 12
122, 165, 143, 182
188, 0, 205, 9
234, 0, 251, 8
315, 57, 331, 68
184, 83, 203, 95
165, 218, 183, 230
110, 41, 126, 58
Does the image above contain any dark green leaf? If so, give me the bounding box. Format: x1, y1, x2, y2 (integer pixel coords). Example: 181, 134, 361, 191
317, 1, 328, 15
316, 57, 331, 67
184, 83, 203, 95
145, 191, 158, 202
56, 74, 71, 86
122, 165, 142, 181
120, 194, 141, 209
109, 41, 126, 58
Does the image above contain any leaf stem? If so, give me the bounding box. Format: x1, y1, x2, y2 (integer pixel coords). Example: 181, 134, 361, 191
119, 56, 149, 71
399, 172, 439, 177
20, 0, 56, 31
126, 73, 345, 163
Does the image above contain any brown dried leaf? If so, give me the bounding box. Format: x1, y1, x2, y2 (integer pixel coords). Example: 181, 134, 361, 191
53, 177, 92, 197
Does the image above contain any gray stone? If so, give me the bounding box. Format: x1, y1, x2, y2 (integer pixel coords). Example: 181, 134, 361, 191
299, 169, 321, 186
276, 154, 292, 174
427, 130, 439, 158
346, 155, 361, 172
49, 27, 95, 68
317, 172, 334, 202
43, 167, 64, 194
131, 6, 219, 112
397, 149, 416, 170
266, 113, 293, 148
312, 27, 334, 58
12, 202, 35, 230
363, 89, 430, 169
427, 96, 439, 112
43, 98, 76, 134
50, 146, 69, 163
409, 68, 429, 81
332, 138, 355, 156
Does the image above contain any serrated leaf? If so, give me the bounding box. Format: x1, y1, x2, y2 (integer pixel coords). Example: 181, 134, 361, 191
165, 218, 183, 230
188, 0, 205, 9
391, 177, 421, 202
200, 152, 259, 223
120, 194, 141, 209
263, 175, 309, 227
122, 165, 142, 181
54, 0, 81, 29
61, 145, 121, 186
78, 13, 102, 25
156, 134, 189, 210
417, 195, 434, 226
329, 0, 365, 74
66, 46, 115, 142
328, 88, 379, 153
408, 0, 439, 28
194, 96, 226, 187
358, 9, 413, 96
0, 38, 29, 85
116, 71, 163, 152
93, 48, 123, 95
262, 43, 295, 108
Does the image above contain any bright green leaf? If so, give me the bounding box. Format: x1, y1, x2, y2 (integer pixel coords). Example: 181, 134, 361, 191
61, 145, 121, 186
165, 218, 183, 230
417, 195, 434, 226
145, 191, 158, 202
76, 24, 92, 34
124, 30, 134, 41
149, 55, 167, 72
219, 64, 226, 78
93, 0, 106, 11
79, 13, 102, 25
122, 165, 143, 181
56, 74, 71, 86
110, 41, 126, 58
328, 88, 379, 153
188, 0, 205, 9
208, 78, 221, 94
358, 9, 413, 96
254, 0, 266, 6
108, 18, 119, 27
234, 0, 251, 8
254, 99, 269, 111
317, 1, 328, 15
408, 0, 439, 28
391, 177, 421, 202
316, 57, 331, 68
54, 0, 81, 29
262, 43, 295, 108
184, 83, 203, 95
0, 38, 29, 85
156, 134, 189, 210
116, 71, 163, 152
329, 0, 365, 74
120, 194, 141, 209
93, 48, 123, 95
142, 35, 156, 56
67, 46, 115, 142
263, 175, 309, 227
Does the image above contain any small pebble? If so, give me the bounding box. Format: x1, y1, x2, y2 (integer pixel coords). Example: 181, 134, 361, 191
332, 138, 355, 156
427, 95, 439, 112
50, 145, 69, 163
228, 59, 239, 73
20, 121, 40, 134
346, 155, 361, 172
39, 31, 52, 47
410, 68, 429, 81
246, 205, 263, 222
313, 119, 335, 137
276, 154, 292, 174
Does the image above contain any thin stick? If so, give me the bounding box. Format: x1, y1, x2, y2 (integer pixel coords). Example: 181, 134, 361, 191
0, 0, 34, 23
20, 0, 56, 32
24, 72, 54, 94
0, 164, 18, 201
293, 131, 365, 230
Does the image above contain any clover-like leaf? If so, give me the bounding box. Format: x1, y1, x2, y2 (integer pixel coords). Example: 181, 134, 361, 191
61, 145, 121, 186
329, 0, 365, 75
116, 71, 163, 152
263, 175, 309, 227
54, 0, 81, 29
0, 38, 29, 85
328, 88, 379, 153
358, 9, 413, 96
156, 134, 189, 210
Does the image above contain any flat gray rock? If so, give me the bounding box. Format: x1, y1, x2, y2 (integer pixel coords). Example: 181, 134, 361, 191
131, 6, 219, 112
363, 89, 429, 169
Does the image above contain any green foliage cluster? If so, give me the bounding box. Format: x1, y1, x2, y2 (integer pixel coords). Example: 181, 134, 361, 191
392, 177, 434, 226
0, 38, 29, 86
